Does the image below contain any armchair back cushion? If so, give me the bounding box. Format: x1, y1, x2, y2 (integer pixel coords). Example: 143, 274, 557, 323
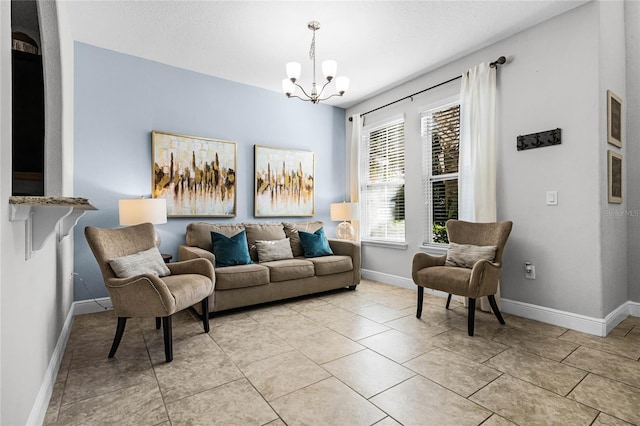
446, 220, 513, 265
85, 222, 157, 280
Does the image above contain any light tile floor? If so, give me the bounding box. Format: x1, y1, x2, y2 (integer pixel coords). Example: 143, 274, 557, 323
44, 280, 640, 425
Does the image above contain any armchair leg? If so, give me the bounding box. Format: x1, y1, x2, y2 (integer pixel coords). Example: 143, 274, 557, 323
488, 295, 506, 325
162, 316, 173, 363
416, 286, 424, 319
109, 317, 127, 358
467, 298, 476, 336
445, 294, 452, 309
155, 317, 161, 330
201, 298, 210, 333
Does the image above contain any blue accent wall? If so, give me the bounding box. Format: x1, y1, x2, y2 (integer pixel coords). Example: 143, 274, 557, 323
73, 42, 346, 300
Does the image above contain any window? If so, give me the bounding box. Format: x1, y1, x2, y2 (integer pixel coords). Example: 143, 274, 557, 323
422, 101, 460, 245
361, 117, 405, 243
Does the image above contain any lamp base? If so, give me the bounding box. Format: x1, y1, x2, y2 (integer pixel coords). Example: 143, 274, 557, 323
336, 221, 356, 241
154, 229, 161, 248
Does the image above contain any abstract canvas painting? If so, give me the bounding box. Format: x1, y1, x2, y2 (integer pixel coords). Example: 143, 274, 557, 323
152, 131, 236, 217
254, 145, 314, 217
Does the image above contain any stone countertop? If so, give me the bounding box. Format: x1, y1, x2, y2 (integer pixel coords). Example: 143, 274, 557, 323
9, 196, 97, 210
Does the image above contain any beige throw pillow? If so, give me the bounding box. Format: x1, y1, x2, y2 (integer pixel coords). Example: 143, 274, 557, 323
445, 242, 497, 269
109, 247, 170, 278
255, 238, 294, 262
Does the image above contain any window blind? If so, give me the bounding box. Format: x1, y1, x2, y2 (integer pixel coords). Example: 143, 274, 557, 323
422, 103, 460, 244
361, 118, 405, 242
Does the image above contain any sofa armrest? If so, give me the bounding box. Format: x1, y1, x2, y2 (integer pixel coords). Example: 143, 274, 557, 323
168, 258, 215, 283
179, 245, 215, 266
328, 238, 361, 284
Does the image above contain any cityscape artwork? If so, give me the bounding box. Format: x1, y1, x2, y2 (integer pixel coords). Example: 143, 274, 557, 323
152, 130, 237, 217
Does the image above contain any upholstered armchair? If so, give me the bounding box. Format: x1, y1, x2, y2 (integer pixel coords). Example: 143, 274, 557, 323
412, 220, 512, 336
85, 223, 214, 362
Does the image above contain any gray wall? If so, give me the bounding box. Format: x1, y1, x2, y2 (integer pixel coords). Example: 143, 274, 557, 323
598, 1, 628, 318
73, 42, 347, 300
347, 1, 631, 320
626, 0, 640, 303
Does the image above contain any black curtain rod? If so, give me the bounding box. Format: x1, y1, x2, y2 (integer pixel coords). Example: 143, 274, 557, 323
348, 56, 506, 122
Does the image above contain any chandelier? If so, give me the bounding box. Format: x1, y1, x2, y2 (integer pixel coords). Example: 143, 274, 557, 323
282, 21, 349, 104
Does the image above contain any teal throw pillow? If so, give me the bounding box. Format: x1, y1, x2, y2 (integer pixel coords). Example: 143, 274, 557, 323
298, 227, 333, 258
211, 230, 253, 267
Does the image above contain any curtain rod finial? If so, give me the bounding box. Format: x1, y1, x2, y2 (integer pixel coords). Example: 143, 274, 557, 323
490, 56, 506, 68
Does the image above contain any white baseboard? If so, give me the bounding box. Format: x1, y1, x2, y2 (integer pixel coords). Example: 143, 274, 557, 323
500, 298, 609, 336
361, 269, 415, 290
27, 298, 113, 424
629, 301, 640, 317
26, 304, 75, 426
73, 297, 113, 315
362, 269, 639, 337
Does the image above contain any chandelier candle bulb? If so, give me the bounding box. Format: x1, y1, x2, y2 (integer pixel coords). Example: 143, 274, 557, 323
286, 62, 301, 82
322, 60, 337, 80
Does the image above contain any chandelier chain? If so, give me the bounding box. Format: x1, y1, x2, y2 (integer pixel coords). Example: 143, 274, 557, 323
309, 29, 316, 61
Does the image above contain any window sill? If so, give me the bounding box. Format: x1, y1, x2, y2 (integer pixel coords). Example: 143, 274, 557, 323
362, 240, 408, 250
419, 243, 448, 256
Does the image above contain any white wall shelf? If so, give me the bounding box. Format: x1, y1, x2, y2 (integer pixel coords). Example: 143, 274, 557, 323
9, 196, 97, 259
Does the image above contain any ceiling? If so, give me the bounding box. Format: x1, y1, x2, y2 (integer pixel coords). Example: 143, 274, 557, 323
63, 0, 588, 109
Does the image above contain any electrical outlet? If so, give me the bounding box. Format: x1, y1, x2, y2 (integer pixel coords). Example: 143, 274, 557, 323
525, 262, 536, 279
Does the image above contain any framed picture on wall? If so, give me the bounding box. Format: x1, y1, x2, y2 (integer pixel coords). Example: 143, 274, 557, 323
152, 130, 237, 217
607, 90, 622, 148
254, 145, 315, 217
608, 150, 623, 204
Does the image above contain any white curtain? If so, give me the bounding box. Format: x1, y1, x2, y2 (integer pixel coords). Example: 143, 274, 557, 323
459, 62, 498, 310
349, 114, 362, 242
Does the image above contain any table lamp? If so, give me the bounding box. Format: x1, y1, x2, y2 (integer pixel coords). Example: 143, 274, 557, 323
118, 197, 167, 247
330, 202, 359, 241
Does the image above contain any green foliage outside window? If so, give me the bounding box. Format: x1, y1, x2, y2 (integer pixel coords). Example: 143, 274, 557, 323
432, 223, 448, 244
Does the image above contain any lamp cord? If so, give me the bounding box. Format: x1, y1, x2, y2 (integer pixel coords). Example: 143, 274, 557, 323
72, 272, 109, 310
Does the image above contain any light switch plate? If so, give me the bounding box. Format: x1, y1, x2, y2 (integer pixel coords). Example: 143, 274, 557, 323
546, 191, 558, 206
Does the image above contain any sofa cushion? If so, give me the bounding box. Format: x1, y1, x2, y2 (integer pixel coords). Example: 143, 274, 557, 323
255, 238, 294, 262
261, 259, 315, 282
211, 230, 253, 268
307, 255, 353, 276
187, 222, 245, 251
299, 228, 333, 257
109, 247, 171, 278
445, 242, 497, 269
283, 221, 324, 257
244, 223, 287, 261
214, 263, 270, 290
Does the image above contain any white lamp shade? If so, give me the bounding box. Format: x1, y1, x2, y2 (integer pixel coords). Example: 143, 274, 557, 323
286, 62, 301, 81
282, 78, 296, 95
322, 60, 337, 80
119, 198, 167, 226
336, 76, 350, 93
330, 202, 359, 221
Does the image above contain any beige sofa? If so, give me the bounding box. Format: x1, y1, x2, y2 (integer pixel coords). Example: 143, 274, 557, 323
178, 221, 361, 314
